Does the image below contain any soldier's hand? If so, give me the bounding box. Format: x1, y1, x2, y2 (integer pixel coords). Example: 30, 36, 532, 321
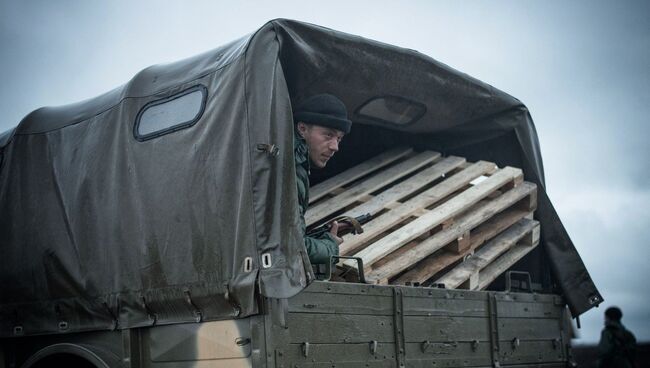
329, 221, 344, 245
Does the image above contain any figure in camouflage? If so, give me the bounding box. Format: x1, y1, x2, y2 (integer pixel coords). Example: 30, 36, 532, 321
598, 306, 637, 368
293, 94, 351, 264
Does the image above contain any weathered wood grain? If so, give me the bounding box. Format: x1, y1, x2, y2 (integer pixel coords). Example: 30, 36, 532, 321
309, 147, 413, 203
393, 207, 533, 284
404, 315, 490, 341
288, 313, 395, 343
348, 167, 524, 271
365, 181, 536, 283
339, 160, 497, 256
434, 218, 539, 289
306, 151, 441, 226
344, 156, 466, 218
477, 225, 540, 290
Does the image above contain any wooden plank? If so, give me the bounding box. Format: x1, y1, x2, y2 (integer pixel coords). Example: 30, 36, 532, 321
445, 230, 470, 254
306, 150, 441, 226
495, 300, 563, 319
393, 207, 533, 284
498, 317, 562, 340
347, 166, 524, 271
477, 222, 540, 290
434, 218, 539, 289
371, 239, 420, 270
404, 315, 490, 341
282, 343, 397, 365
467, 271, 479, 289
344, 156, 466, 218
309, 147, 413, 203
287, 313, 395, 343
339, 160, 497, 256
288, 291, 393, 315
406, 342, 492, 366
498, 340, 566, 365
402, 296, 488, 317
369, 184, 535, 284
365, 181, 536, 283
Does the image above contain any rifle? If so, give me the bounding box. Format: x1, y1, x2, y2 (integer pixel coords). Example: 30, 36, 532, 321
306, 213, 372, 238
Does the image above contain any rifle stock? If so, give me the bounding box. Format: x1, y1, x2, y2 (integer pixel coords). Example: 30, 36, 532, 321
306, 213, 372, 238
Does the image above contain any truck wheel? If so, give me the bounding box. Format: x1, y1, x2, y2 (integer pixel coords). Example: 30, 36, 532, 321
22, 343, 113, 368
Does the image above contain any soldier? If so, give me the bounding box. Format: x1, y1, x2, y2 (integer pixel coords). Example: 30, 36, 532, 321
598, 306, 637, 368
293, 94, 351, 264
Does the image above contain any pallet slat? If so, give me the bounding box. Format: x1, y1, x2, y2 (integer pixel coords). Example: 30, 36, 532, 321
365, 182, 537, 283
306, 151, 441, 226
344, 156, 466, 218
339, 160, 497, 256
434, 218, 539, 289
309, 147, 413, 203
393, 207, 533, 285
305, 148, 540, 289
346, 167, 523, 271
476, 238, 540, 290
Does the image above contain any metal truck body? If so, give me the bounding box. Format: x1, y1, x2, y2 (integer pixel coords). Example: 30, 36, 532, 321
0, 19, 599, 367
3, 282, 569, 367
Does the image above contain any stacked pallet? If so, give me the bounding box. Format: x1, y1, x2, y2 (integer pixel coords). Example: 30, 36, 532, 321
306, 147, 540, 290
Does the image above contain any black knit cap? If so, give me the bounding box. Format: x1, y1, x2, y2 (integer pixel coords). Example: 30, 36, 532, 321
605, 306, 623, 321
293, 94, 352, 134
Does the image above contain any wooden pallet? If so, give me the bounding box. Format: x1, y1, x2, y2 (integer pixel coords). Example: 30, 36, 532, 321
307, 148, 539, 289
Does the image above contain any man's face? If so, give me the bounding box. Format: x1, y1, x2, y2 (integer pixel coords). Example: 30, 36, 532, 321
297, 122, 345, 168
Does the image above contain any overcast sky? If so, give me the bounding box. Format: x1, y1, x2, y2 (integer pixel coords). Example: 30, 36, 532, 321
1, 0, 648, 344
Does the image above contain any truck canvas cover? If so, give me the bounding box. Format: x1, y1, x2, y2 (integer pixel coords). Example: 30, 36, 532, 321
0, 19, 601, 337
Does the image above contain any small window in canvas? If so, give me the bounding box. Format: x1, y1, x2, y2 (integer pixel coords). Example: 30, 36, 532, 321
134, 85, 207, 141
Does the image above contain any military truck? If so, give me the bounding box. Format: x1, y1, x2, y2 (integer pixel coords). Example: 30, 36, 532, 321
0, 19, 602, 367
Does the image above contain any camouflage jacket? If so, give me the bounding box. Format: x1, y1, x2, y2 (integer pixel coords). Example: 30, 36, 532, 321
294, 131, 339, 264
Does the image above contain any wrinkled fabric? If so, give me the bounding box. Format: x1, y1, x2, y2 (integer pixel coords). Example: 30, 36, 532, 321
0, 19, 601, 337
293, 131, 339, 264
272, 19, 601, 316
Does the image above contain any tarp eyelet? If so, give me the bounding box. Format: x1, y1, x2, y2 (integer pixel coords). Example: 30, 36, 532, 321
261, 253, 272, 268
243, 257, 253, 272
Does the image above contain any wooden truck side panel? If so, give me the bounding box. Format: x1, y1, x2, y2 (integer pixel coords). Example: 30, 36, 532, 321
2, 282, 567, 368
267, 281, 568, 368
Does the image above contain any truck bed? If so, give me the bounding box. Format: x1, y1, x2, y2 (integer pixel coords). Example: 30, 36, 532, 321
266, 281, 568, 367
307, 148, 540, 289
